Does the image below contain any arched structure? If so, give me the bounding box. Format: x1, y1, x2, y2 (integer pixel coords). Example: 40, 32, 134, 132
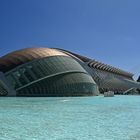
0, 48, 98, 96
0, 47, 140, 96
55, 48, 140, 94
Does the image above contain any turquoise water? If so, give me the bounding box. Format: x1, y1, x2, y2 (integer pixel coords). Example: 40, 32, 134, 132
0, 96, 140, 140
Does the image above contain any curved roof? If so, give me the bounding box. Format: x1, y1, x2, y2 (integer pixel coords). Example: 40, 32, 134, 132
0, 47, 68, 73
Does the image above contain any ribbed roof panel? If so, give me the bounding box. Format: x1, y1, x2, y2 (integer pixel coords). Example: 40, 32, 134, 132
0, 48, 68, 72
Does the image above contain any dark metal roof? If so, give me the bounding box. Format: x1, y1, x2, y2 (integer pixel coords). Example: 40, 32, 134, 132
0, 48, 68, 73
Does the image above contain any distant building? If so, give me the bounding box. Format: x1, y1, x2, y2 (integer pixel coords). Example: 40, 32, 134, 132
0, 47, 140, 96
137, 76, 140, 93
137, 76, 140, 82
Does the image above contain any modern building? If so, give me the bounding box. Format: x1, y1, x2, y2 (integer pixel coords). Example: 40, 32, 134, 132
0, 47, 140, 96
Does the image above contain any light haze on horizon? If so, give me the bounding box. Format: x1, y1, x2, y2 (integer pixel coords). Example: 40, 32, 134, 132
0, 0, 140, 79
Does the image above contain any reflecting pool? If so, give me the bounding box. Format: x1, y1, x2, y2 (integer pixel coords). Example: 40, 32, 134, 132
0, 95, 140, 140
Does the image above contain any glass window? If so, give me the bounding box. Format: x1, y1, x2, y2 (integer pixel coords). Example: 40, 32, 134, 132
26, 65, 37, 80
18, 68, 28, 85
6, 74, 17, 88
12, 71, 23, 88
30, 63, 42, 78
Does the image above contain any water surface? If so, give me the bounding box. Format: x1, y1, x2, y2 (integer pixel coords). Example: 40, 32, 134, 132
0, 95, 140, 140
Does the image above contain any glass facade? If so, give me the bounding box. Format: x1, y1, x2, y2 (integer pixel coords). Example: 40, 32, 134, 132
0, 82, 8, 96
87, 68, 138, 93
17, 73, 96, 96
1, 47, 140, 96
5, 56, 97, 96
